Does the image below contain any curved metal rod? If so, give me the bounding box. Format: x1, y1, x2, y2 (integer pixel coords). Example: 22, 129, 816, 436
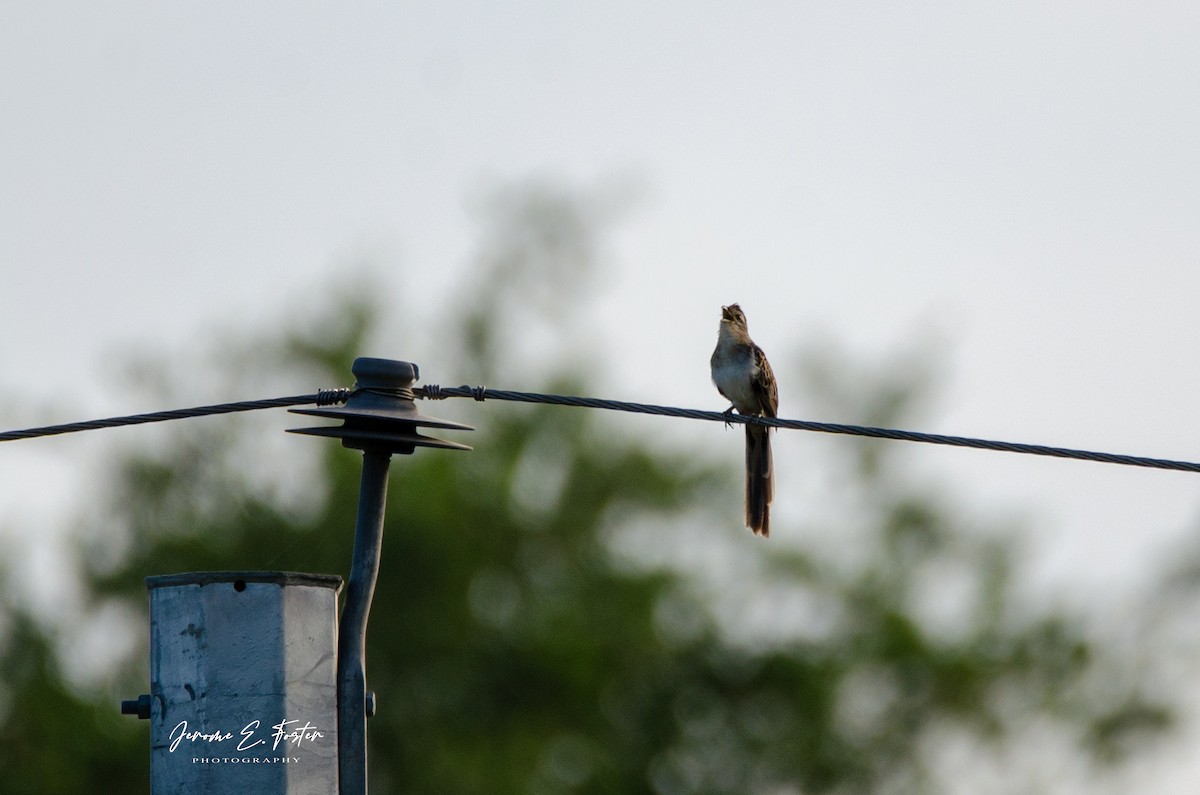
338, 450, 391, 795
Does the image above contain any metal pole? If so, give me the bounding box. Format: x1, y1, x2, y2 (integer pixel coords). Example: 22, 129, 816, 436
338, 449, 391, 795
289, 357, 474, 793
118, 359, 472, 793
124, 572, 343, 793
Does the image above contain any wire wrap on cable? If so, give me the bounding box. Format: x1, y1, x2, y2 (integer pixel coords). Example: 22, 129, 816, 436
316, 387, 353, 406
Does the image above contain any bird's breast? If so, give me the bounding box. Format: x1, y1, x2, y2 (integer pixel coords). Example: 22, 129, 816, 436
711, 350, 760, 414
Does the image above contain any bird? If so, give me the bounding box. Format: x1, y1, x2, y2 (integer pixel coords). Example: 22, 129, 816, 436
710, 303, 778, 537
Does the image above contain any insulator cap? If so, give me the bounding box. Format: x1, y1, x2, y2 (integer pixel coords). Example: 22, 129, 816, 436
288, 358, 473, 454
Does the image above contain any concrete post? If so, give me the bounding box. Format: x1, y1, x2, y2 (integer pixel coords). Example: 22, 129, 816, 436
144, 572, 343, 794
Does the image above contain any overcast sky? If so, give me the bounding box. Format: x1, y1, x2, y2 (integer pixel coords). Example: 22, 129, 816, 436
4, 1, 1200, 648
6, 4, 1200, 789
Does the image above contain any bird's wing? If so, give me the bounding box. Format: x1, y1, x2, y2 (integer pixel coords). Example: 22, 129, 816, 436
752, 344, 778, 418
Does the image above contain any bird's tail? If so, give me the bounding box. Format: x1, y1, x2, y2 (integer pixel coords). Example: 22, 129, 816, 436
745, 424, 773, 536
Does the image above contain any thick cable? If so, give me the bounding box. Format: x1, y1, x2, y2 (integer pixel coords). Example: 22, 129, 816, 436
415, 385, 1200, 474
0, 395, 326, 442
3, 383, 1199, 475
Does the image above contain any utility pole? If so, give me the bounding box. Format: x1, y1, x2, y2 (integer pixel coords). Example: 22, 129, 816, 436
124, 358, 472, 794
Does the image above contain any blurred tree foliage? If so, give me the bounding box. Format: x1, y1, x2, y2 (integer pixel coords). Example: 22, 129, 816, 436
0, 182, 1175, 794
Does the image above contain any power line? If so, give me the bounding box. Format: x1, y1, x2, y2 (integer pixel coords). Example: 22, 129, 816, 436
0, 389, 351, 442
2, 383, 1198, 475
417, 385, 1200, 473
